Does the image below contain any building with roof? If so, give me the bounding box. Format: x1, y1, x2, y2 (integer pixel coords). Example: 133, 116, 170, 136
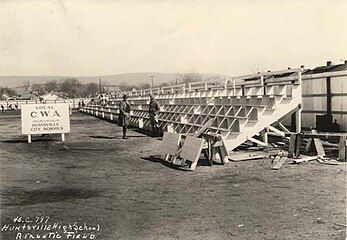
294, 61, 347, 131
40, 92, 66, 101
17, 92, 38, 100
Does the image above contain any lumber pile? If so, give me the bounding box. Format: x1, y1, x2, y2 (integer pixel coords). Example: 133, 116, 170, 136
287, 131, 346, 161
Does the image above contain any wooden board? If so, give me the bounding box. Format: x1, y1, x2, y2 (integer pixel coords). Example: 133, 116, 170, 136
320, 160, 339, 165
271, 157, 287, 170
179, 136, 204, 170
295, 134, 302, 157
292, 155, 319, 163
193, 118, 215, 137
229, 153, 264, 162
305, 138, 312, 152
180, 136, 204, 161
288, 134, 296, 158
160, 132, 181, 155
173, 118, 215, 159
272, 155, 281, 163
338, 136, 346, 162
313, 138, 325, 157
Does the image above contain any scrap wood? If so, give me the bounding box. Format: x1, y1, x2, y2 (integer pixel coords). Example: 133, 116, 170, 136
229, 153, 265, 162
272, 155, 281, 164
274, 141, 286, 146
271, 156, 287, 170
313, 138, 326, 157
292, 155, 339, 165
270, 150, 286, 163
247, 146, 265, 151
292, 155, 320, 164
320, 159, 339, 165
321, 141, 339, 148
288, 134, 297, 158
284, 132, 347, 138
295, 134, 303, 157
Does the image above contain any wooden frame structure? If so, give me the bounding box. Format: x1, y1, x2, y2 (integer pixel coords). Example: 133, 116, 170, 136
82, 68, 303, 153
82, 69, 301, 138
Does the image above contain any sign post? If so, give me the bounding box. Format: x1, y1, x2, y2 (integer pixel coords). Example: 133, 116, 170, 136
21, 103, 70, 143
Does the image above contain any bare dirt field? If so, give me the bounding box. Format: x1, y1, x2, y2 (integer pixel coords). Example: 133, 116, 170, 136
0, 112, 346, 240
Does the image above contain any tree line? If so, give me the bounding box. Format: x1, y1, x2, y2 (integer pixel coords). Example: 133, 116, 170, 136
1, 70, 218, 99
25, 79, 100, 98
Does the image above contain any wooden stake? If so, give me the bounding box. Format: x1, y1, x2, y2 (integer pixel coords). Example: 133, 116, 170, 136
313, 138, 325, 157
338, 136, 346, 162
288, 134, 296, 158
295, 134, 302, 157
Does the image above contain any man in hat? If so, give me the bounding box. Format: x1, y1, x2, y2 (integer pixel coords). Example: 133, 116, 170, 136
119, 94, 131, 139
148, 94, 161, 137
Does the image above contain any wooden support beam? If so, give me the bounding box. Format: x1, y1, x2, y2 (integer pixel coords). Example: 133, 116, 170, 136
313, 138, 325, 157
288, 134, 296, 158
295, 108, 302, 133
247, 137, 267, 147
277, 122, 291, 133
193, 118, 216, 138
338, 136, 346, 162
295, 134, 302, 157
284, 132, 347, 138
262, 128, 269, 145
268, 126, 285, 137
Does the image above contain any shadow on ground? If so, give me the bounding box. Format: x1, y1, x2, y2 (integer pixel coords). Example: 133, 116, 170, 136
0, 187, 101, 207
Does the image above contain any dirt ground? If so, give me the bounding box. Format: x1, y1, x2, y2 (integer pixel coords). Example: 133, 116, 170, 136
0, 112, 346, 240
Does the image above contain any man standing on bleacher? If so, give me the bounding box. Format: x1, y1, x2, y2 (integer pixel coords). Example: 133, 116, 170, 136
148, 94, 161, 137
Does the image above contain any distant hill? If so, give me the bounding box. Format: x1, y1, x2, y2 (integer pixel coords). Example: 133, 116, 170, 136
0, 72, 227, 88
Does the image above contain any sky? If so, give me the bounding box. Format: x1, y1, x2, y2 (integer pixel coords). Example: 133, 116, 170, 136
0, 0, 346, 76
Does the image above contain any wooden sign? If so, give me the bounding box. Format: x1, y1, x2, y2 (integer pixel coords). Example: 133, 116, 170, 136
21, 103, 70, 143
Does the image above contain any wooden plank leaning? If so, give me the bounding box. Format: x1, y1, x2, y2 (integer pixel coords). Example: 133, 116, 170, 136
338, 136, 346, 162
173, 118, 215, 160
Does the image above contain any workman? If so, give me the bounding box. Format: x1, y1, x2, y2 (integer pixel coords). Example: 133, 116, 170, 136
148, 94, 161, 137
119, 94, 131, 139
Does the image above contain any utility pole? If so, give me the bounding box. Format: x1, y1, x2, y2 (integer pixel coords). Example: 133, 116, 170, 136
150, 75, 154, 88
99, 78, 102, 94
